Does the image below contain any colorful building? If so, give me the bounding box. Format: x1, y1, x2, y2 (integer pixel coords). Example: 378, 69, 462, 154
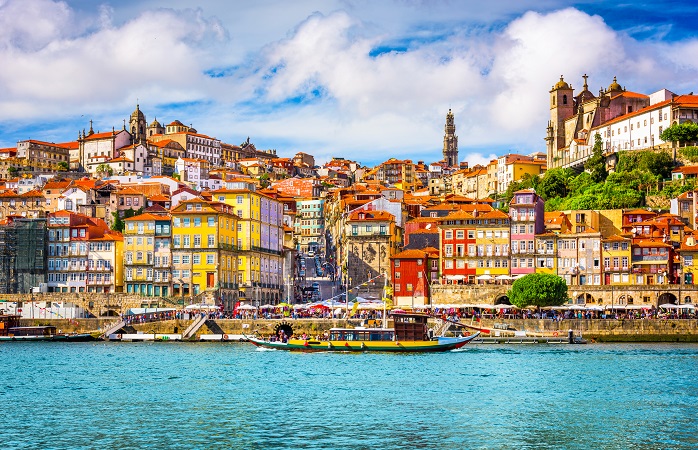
170, 198, 239, 309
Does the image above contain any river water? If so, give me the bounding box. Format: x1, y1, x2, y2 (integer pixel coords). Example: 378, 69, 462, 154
1, 342, 697, 449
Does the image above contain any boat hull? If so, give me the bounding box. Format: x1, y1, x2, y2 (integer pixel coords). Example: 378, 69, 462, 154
246, 332, 479, 352
0, 333, 96, 342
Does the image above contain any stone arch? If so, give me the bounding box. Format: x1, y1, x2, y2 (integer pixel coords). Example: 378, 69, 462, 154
616, 294, 633, 305
658, 292, 677, 305
494, 295, 511, 305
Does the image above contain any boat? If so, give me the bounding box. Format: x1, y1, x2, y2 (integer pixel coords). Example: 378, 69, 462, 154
0, 325, 96, 342
246, 311, 480, 352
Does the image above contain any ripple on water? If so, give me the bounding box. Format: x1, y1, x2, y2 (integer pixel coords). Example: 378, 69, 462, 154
1, 342, 698, 449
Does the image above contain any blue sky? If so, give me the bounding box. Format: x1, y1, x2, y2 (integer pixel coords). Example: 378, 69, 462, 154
1, 0, 698, 167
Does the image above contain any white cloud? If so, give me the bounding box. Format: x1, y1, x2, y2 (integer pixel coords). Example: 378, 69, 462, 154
2, 0, 698, 166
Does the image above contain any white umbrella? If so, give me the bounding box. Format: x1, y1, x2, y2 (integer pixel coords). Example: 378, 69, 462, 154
585, 305, 604, 311
475, 303, 494, 309
293, 304, 307, 310
237, 304, 258, 310
493, 304, 517, 310
605, 305, 627, 310
475, 275, 493, 281
659, 303, 679, 309
185, 303, 218, 310
626, 304, 653, 310
569, 305, 586, 311
495, 275, 512, 280
259, 304, 275, 309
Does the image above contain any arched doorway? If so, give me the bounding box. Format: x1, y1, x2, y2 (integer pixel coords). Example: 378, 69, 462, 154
494, 295, 511, 305
658, 292, 677, 305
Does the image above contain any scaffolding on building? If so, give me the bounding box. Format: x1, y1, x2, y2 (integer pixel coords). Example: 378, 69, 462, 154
0, 218, 47, 294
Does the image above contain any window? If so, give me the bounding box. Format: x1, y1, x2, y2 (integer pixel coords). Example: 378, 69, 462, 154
193, 254, 200, 264
394, 260, 400, 267
395, 272, 401, 279
445, 230, 453, 240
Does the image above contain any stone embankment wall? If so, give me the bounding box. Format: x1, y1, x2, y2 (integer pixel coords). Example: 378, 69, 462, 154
19, 318, 698, 342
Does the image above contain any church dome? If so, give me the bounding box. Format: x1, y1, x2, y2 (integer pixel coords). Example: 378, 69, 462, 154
149, 118, 161, 128
607, 76, 623, 92
553, 76, 570, 90
130, 104, 145, 120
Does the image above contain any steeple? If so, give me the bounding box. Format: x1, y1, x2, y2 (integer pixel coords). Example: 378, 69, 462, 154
442, 109, 458, 167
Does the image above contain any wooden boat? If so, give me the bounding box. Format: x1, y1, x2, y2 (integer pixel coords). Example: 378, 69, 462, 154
246, 312, 480, 352
0, 326, 96, 342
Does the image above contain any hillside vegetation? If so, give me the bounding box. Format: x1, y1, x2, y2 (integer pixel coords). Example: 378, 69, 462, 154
503, 126, 698, 212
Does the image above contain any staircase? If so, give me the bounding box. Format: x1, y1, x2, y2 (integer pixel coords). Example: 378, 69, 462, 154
182, 314, 208, 340
102, 320, 126, 338
433, 319, 453, 337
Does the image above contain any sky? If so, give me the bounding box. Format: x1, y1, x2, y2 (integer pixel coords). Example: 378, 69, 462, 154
1, 0, 698, 167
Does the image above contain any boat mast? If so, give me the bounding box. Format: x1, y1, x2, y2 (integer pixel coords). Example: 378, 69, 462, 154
382, 271, 387, 329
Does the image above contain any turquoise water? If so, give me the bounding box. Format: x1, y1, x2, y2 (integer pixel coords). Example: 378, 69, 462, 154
1, 343, 697, 450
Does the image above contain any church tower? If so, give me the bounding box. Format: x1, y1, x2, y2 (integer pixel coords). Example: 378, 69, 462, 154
129, 103, 147, 144
442, 109, 458, 167
546, 76, 575, 168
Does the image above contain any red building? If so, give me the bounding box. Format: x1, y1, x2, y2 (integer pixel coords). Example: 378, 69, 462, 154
438, 211, 476, 284
390, 248, 438, 306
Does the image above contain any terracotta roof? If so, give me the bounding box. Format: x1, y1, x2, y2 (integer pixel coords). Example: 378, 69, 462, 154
390, 249, 428, 259
347, 210, 395, 221
83, 131, 118, 141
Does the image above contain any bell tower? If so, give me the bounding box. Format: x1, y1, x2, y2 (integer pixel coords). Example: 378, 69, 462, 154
129, 103, 147, 144
442, 109, 458, 167
547, 76, 575, 167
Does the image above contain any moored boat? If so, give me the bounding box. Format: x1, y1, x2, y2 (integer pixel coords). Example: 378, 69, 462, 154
246, 311, 479, 352
0, 325, 96, 342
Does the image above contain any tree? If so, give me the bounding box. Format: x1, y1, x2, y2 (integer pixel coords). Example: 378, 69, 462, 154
585, 133, 607, 183
508, 273, 568, 308
660, 122, 698, 145
538, 168, 573, 200
56, 161, 69, 171
96, 163, 113, 178
7, 166, 17, 176
111, 211, 125, 232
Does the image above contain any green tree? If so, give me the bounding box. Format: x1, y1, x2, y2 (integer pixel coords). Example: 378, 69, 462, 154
7, 166, 17, 176
96, 163, 114, 178
538, 168, 573, 200
111, 211, 125, 232
56, 161, 69, 171
508, 273, 568, 308
585, 133, 607, 183
660, 122, 698, 145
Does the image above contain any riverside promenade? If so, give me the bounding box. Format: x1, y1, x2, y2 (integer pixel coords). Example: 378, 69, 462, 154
17, 316, 698, 342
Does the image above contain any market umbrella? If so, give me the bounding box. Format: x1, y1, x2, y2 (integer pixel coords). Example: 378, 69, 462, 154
237, 304, 258, 310
659, 303, 679, 309
493, 304, 517, 310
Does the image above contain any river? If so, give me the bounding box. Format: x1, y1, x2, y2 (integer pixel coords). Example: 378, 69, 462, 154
1, 342, 697, 449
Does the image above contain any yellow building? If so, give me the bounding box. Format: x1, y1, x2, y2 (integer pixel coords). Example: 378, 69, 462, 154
87, 231, 124, 294
474, 210, 511, 279
210, 179, 284, 305
123, 213, 172, 297
170, 199, 239, 309
678, 235, 698, 285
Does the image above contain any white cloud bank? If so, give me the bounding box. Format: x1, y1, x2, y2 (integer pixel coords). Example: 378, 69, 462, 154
1, 0, 697, 166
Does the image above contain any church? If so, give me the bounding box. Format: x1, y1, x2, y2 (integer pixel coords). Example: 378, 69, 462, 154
545, 75, 698, 171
